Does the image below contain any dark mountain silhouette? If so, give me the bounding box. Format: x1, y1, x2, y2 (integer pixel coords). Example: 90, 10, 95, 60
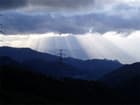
0, 49, 140, 104
100, 63, 140, 103
0, 46, 122, 80
22, 59, 81, 79
0, 46, 58, 62
64, 58, 122, 79
0, 56, 119, 104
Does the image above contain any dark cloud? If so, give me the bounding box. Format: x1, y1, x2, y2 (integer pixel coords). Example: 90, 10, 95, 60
28, 0, 95, 11
0, 0, 95, 12
0, 0, 139, 34
0, 0, 27, 10
1, 11, 140, 35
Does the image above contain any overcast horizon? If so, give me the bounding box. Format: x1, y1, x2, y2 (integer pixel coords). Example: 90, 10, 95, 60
0, 0, 140, 64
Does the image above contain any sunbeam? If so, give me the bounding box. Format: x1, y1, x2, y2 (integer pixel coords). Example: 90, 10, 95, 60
0, 31, 140, 64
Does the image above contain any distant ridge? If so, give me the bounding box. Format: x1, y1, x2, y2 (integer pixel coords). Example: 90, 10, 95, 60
0, 46, 122, 80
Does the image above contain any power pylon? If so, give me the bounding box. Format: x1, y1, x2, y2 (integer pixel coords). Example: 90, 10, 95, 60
0, 14, 5, 35
56, 34, 67, 64
57, 49, 65, 64
0, 24, 5, 34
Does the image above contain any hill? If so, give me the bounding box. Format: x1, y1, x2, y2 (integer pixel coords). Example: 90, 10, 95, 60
0, 47, 122, 80
100, 63, 140, 103
0, 56, 118, 104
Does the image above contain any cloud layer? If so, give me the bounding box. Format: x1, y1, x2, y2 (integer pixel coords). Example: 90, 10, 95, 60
27, 0, 95, 13
0, 0, 26, 10
0, 0, 140, 34
0, 11, 140, 35
0, 0, 95, 12
0, 0, 139, 13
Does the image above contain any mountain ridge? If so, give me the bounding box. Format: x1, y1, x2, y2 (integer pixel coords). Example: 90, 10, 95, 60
0, 46, 122, 80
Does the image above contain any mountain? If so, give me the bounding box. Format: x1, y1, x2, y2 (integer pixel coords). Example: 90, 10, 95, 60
100, 63, 140, 103
0, 46, 58, 62
0, 46, 122, 80
0, 57, 119, 104
100, 63, 140, 87
0, 48, 139, 104
64, 58, 122, 79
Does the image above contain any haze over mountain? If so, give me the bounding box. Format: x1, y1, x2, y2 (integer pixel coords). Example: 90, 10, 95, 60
1, 32, 140, 64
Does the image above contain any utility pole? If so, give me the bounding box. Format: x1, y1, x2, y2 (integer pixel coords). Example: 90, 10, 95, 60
0, 14, 5, 35
56, 34, 67, 64
58, 49, 65, 64
0, 24, 5, 34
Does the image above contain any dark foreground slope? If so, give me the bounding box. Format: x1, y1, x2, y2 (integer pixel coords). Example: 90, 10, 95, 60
100, 63, 140, 104
0, 56, 140, 104
0, 56, 120, 104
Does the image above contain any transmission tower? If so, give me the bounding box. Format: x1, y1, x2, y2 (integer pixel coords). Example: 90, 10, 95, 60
0, 14, 5, 35
56, 34, 68, 64
57, 49, 64, 64
0, 24, 5, 34
49, 48, 68, 64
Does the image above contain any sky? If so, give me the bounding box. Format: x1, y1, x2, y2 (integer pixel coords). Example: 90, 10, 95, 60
0, 0, 140, 64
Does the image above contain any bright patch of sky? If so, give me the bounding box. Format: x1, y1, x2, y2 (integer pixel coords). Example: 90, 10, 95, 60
0, 31, 140, 64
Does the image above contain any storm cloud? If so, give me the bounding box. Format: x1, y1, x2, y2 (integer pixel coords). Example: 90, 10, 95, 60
0, 0, 139, 14
27, 0, 95, 12
0, 0, 27, 10
0, 0, 140, 35
0, 0, 135, 12
1, 11, 140, 35
0, 0, 95, 12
